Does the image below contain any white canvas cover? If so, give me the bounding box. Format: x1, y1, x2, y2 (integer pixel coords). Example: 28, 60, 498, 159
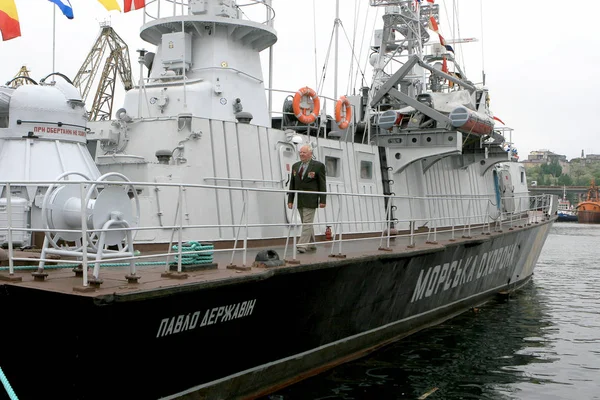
429, 90, 476, 112
397, 89, 476, 114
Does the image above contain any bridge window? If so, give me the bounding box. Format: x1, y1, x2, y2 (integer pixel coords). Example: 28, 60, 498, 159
521, 170, 525, 184
325, 156, 340, 178
360, 161, 373, 179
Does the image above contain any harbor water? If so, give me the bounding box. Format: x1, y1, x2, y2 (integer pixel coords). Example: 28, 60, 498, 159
265, 222, 600, 400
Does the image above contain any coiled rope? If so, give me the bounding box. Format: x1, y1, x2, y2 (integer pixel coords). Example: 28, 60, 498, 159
0, 242, 215, 271
171, 242, 214, 265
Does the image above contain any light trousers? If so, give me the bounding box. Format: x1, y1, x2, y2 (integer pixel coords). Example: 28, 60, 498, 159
298, 207, 316, 247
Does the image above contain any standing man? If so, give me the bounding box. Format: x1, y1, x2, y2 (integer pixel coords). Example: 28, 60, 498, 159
287, 145, 327, 253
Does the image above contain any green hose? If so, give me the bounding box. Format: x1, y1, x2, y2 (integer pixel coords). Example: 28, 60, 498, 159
0, 365, 18, 400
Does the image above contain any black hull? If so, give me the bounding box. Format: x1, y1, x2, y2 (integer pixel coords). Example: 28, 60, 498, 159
0, 221, 553, 400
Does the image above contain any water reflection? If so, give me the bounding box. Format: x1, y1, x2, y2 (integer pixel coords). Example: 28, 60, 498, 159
267, 223, 600, 400
266, 282, 554, 400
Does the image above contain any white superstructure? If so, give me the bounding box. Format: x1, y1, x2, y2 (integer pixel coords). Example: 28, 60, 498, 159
121, 0, 276, 125
81, 0, 530, 247
1, 0, 530, 250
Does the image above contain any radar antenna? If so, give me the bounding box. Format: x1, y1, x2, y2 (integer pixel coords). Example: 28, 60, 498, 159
73, 22, 133, 121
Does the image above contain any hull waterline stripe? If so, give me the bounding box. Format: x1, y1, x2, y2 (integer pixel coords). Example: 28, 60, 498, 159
159, 277, 524, 399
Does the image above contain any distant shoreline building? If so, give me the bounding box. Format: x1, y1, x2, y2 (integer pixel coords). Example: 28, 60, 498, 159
521, 149, 570, 174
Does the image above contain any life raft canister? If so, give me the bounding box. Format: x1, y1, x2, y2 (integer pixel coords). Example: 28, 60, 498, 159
292, 86, 320, 124
334, 95, 352, 129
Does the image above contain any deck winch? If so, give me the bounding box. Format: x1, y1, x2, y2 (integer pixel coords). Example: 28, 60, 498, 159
37, 171, 140, 284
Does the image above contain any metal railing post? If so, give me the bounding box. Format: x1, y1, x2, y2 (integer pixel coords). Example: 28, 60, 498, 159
283, 193, 299, 261
450, 196, 456, 241
177, 185, 183, 272
335, 193, 344, 255
6, 183, 13, 275
379, 193, 392, 249
386, 195, 393, 249
80, 182, 89, 287
229, 188, 248, 266
462, 197, 472, 238
426, 196, 438, 244
329, 193, 343, 255
243, 189, 249, 267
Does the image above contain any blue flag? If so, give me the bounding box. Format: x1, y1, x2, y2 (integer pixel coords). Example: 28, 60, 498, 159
48, 0, 74, 19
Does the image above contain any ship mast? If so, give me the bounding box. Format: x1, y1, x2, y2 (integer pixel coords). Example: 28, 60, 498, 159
365, 1, 436, 142
334, 0, 339, 100
267, 0, 274, 120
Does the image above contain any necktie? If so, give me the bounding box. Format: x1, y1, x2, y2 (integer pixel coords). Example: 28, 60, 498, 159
298, 165, 305, 178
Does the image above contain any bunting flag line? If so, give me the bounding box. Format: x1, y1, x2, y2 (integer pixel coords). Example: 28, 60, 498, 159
48, 0, 74, 19
97, 0, 121, 12
428, 16, 438, 32
438, 33, 446, 47
0, 0, 20, 41
124, 0, 145, 13
427, 15, 452, 59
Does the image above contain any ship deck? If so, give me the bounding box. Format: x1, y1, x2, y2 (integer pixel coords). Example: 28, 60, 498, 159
0, 213, 550, 298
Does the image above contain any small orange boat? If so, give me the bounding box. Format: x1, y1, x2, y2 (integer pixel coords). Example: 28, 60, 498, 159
576, 180, 600, 223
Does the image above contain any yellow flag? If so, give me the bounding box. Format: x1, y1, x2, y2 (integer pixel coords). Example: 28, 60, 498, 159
0, 0, 21, 41
97, 0, 121, 12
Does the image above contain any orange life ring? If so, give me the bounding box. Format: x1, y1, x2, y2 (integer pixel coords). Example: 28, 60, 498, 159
292, 86, 320, 125
335, 95, 352, 129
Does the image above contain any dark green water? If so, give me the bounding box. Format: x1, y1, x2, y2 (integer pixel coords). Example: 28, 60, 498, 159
265, 222, 600, 400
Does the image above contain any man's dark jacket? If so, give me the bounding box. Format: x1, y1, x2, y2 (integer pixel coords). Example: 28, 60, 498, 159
287, 160, 327, 208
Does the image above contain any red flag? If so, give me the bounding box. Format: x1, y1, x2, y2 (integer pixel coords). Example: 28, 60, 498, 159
0, 0, 21, 41
428, 16, 438, 32
441, 56, 448, 73
493, 116, 505, 125
124, 0, 145, 13
438, 33, 446, 46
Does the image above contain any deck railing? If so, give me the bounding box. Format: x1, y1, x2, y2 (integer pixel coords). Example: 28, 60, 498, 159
0, 179, 555, 288
142, 0, 275, 26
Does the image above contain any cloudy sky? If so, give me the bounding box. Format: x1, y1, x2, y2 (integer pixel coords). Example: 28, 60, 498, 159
0, 0, 597, 160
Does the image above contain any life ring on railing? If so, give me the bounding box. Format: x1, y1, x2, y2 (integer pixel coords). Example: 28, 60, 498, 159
334, 95, 352, 129
292, 86, 320, 125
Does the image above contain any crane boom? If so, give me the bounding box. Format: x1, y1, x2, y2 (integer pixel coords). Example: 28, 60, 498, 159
73, 23, 133, 121
9, 65, 34, 88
